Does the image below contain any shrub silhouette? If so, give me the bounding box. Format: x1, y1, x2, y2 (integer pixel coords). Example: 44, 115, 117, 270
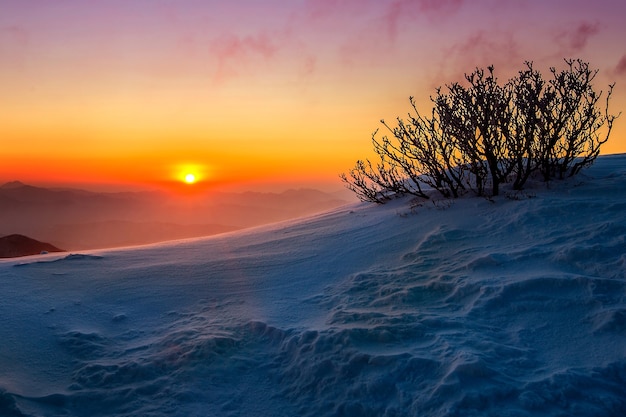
342, 59, 619, 203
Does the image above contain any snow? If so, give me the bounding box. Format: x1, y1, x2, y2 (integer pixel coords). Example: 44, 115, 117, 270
1, 154, 625, 417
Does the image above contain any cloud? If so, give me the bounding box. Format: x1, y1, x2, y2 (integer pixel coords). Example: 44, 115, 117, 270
295, 0, 467, 72
436, 30, 521, 87
614, 55, 626, 76
210, 32, 279, 81
384, 0, 464, 39
300, 55, 317, 77
300, 0, 464, 41
0, 25, 29, 44
0, 25, 30, 70
554, 21, 600, 54
303, 0, 371, 20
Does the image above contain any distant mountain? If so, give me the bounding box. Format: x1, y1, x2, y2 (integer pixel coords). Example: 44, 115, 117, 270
0, 180, 28, 189
0, 182, 350, 250
0, 234, 65, 258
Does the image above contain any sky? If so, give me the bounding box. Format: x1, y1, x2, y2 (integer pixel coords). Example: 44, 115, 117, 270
1, 0, 625, 192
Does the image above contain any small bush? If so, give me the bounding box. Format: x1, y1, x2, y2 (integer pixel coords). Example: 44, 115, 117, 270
341, 59, 620, 203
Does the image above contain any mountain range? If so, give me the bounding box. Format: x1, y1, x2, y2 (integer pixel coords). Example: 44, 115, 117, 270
0, 181, 351, 251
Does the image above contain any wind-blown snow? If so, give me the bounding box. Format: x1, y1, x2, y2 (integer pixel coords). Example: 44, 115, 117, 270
1, 155, 625, 417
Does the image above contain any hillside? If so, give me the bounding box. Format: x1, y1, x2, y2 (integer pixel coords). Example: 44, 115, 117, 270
0, 154, 624, 416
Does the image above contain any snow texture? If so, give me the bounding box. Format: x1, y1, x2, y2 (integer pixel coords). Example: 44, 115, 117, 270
1, 154, 625, 416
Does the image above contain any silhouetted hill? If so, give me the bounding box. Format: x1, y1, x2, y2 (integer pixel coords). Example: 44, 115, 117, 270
0, 234, 65, 258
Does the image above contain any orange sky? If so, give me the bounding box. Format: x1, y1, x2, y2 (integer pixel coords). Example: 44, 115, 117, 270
2, 1, 625, 192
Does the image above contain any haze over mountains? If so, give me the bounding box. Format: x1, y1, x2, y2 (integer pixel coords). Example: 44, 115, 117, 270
0, 181, 351, 251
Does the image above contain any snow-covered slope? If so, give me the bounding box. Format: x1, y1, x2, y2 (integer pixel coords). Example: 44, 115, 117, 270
1, 154, 625, 417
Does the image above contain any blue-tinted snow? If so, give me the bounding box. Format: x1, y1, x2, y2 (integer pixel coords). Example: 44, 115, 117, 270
1, 154, 625, 416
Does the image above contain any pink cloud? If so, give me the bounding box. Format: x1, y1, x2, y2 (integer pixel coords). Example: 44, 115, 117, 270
0, 25, 29, 45
297, 0, 466, 70
385, 0, 464, 39
554, 21, 600, 54
614, 55, 626, 76
0, 25, 30, 70
210, 32, 278, 81
300, 55, 317, 77
302, 0, 374, 20
301, 0, 464, 41
436, 30, 521, 88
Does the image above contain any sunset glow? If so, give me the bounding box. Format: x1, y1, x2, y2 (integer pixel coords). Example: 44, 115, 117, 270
1, 1, 625, 192
184, 174, 196, 184
172, 163, 208, 188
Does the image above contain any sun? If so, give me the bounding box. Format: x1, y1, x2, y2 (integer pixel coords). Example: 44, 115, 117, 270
172, 163, 209, 187
184, 173, 196, 184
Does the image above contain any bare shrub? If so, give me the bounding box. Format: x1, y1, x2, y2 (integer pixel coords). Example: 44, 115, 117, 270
342, 59, 619, 203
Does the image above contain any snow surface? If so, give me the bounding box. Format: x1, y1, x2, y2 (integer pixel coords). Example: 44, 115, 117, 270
1, 154, 625, 417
